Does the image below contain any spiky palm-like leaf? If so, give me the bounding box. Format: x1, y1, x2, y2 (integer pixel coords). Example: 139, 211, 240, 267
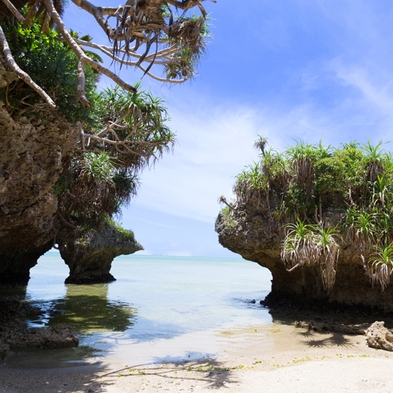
369, 243, 393, 290
282, 220, 340, 290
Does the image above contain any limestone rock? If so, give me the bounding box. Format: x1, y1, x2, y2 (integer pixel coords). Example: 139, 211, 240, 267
0, 86, 79, 285
5, 325, 79, 350
0, 55, 142, 286
366, 321, 393, 351
58, 220, 143, 284
216, 188, 393, 311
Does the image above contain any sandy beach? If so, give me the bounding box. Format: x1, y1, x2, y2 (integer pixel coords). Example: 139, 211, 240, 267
1, 321, 393, 393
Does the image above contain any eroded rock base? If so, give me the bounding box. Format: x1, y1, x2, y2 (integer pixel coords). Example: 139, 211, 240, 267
0, 299, 78, 359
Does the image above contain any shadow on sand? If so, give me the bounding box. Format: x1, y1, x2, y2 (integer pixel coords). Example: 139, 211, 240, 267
0, 360, 109, 393
1, 351, 239, 392
98, 356, 240, 391
296, 328, 355, 348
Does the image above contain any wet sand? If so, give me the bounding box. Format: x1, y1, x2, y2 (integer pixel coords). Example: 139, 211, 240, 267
1, 322, 393, 392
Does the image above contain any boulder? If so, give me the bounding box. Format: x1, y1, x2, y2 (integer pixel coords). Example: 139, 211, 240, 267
366, 321, 393, 351
4, 325, 79, 350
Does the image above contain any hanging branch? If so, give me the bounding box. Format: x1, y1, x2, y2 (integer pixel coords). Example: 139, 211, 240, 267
0, 25, 56, 107
70, 0, 211, 82
74, 38, 188, 83
0, 0, 25, 22
0, 0, 213, 108
43, 0, 137, 100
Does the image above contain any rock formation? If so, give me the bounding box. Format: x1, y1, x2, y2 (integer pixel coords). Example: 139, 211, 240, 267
366, 321, 393, 351
0, 58, 80, 285
0, 298, 79, 358
58, 220, 143, 284
215, 188, 393, 312
0, 52, 141, 285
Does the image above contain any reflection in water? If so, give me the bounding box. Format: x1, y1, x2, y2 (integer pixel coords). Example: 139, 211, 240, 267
3, 255, 275, 367
0, 285, 28, 301
0, 283, 138, 367
31, 283, 137, 334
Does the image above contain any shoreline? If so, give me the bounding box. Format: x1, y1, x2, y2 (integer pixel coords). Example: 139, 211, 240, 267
1, 321, 393, 392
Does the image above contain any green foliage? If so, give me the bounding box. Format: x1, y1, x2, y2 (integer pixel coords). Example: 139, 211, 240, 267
220, 205, 231, 218
314, 157, 344, 196
219, 205, 236, 229
2, 21, 97, 122
281, 219, 340, 291
57, 85, 172, 227
369, 242, 393, 290
230, 137, 393, 290
104, 216, 136, 242
53, 174, 68, 197
82, 151, 116, 183
90, 85, 174, 166
164, 15, 210, 80
234, 161, 265, 195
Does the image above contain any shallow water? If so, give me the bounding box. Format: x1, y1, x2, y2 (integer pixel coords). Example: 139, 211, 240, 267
3, 253, 274, 366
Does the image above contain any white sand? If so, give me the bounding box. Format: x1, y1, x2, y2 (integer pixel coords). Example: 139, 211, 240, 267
1, 323, 392, 392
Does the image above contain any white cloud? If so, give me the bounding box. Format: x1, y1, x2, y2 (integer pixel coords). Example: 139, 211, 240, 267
333, 63, 393, 113
131, 86, 389, 226
132, 102, 263, 223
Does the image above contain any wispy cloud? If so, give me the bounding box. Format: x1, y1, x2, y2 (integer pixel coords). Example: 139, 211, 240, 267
76, 0, 393, 256
333, 63, 393, 112
132, 102, 262, 223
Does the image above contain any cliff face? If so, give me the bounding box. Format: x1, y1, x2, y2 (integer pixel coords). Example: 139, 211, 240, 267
0, 59, 141, 285
215, 189, 393, 312
0, 60, 80, 283
0, 104, 78, 248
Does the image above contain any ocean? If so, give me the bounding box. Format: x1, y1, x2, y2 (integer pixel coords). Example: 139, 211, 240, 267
3, 252, 275, 366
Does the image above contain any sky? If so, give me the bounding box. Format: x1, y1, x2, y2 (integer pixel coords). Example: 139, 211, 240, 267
64, 0, 393, 257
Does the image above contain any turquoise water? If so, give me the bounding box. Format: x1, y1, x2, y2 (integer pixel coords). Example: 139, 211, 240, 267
5, 252, 274, 365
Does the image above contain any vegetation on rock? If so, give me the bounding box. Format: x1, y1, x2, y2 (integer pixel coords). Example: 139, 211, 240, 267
0, 0, 213, 106
0, 0, 214, 284
221, 138, 393, 292
1, 17, 175, 242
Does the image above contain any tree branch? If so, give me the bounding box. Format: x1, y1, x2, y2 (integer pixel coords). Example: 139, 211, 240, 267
43, 0, 137, 95
76, 38, 178, 64
0, 25, 56, 107
76, 38, 187, 83
0, 0, 25, 22
286, 263, 301, 272
71, 0, 113, 37
69, 0, 210, 82
77, 60, 91, 108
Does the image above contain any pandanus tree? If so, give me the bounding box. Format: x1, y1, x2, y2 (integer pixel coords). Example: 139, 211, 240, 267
0, 0, 214, 259
57, 85, 175, 228
0, 0, 213, 107
0, 0, 212, 170
221, 138, 393, 292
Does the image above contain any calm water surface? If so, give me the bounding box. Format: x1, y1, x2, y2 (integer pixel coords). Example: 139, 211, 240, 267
4, 252, 274, 365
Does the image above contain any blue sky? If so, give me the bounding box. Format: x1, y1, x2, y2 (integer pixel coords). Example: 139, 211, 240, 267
64, 1, 393, 257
